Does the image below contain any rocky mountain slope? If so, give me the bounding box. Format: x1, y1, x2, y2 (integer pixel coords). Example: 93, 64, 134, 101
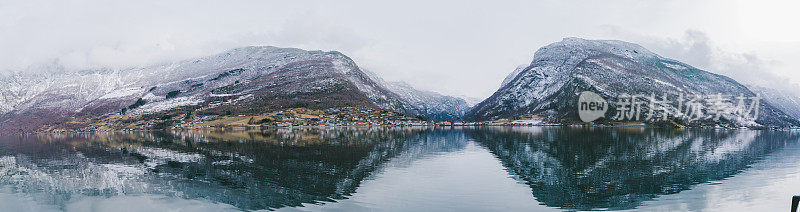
749, 85, 800, 121
364, 71, 471, 121
0, 46, 453, 132
464, 38, 799, 127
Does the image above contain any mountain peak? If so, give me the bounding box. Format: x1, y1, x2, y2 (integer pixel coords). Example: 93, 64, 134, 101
465, 38, 799, 127
532, 37, 659, 64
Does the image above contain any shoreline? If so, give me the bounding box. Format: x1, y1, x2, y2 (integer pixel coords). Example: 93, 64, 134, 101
11, 124, 799, 136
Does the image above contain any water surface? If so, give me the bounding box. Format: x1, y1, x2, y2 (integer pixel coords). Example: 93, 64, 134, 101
1, 127, 798, 211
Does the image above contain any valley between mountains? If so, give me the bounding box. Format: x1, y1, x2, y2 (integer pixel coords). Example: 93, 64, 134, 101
1, 38, 799, 133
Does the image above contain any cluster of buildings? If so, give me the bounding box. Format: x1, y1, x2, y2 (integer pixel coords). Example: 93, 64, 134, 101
169, 107, 430, 129
264, 107, 428, 127
47, 108, 562, 133
165, 110, 560, 130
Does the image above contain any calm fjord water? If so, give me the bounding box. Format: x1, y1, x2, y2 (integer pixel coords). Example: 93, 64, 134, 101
1, 127, 799, 211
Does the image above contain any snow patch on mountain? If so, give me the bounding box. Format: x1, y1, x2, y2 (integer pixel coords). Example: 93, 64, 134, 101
455, 95, 484, 107
661, 62, 687, 70
501, 65, 528, 88
98, 87, 143, 100
363, 70, 471, 121
749, 85, 800, 121
464, 37, 799, 127
0, 46, 431, 131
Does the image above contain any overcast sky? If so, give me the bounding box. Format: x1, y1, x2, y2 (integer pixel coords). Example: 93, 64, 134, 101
1, 0, 799, 98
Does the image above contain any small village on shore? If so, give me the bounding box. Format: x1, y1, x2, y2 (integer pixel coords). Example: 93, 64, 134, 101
35, 106, 800, 134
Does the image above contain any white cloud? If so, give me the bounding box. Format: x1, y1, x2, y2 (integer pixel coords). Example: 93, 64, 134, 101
601, 27, 800, 95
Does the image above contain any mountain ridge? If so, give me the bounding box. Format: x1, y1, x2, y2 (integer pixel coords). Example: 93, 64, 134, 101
0, 46, 457, 132
3, 39, 799, 131
363, 70, 471, 121
464, 37, 799, 127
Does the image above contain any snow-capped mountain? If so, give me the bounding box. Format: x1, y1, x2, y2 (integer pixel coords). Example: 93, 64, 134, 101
464, 37, 799, 127
0, 46, 440, 131
363, 71, 471, 121
749, 85, 800, 121
500, 65, 527, 88
454, 95, 483, 107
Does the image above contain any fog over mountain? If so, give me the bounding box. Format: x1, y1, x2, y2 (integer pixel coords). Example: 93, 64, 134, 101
2, 0, 799, 99
0, 47, 467, 131
464, 38, 799, 127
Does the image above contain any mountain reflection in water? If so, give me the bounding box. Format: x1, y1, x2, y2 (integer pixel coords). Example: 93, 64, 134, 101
465, 127, 800, 210
0, 127, 798, 211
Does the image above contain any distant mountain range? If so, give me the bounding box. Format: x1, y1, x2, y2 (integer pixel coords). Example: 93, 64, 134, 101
464, 38, 800, 127
0, 47, 469, 132
364, 70, 470, 121
748, 85, 800, 121
2, 38, 799, 132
